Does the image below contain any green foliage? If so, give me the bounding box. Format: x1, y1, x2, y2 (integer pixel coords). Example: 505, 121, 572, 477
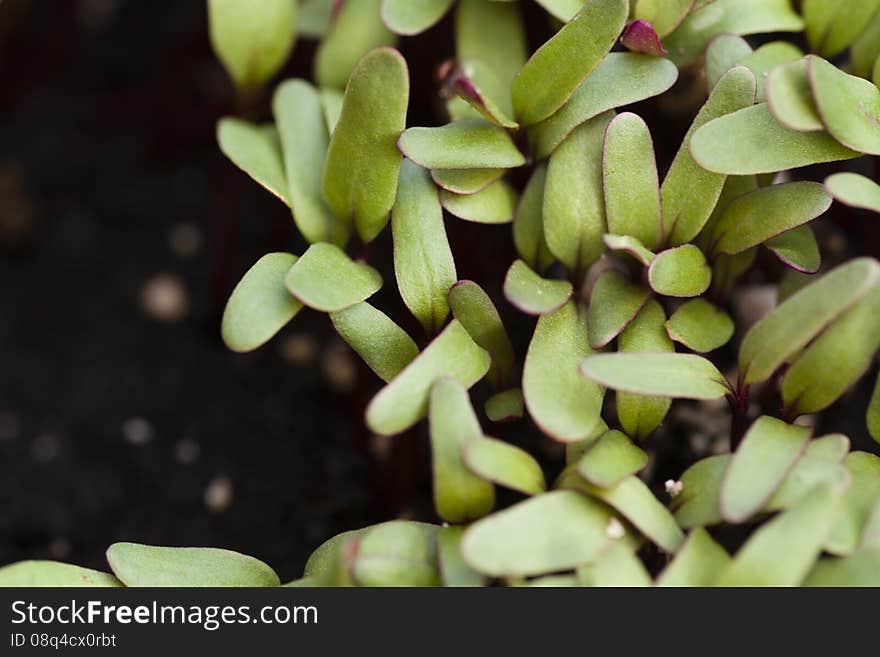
14, 0, 880, 588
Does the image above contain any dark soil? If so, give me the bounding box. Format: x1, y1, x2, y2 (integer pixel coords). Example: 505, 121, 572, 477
1, 1, 878, 584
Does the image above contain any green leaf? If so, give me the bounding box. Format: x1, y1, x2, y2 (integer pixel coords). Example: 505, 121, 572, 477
672, 455, 729, 528
803, 0, 880, 58
448, 280, 516, 390
579, 352, 732, 399
322, 47, 408, 242
314, 0, 396, 89
736, 41, 803, 100
804, 549, 880, 587
826, 452, 880, 555
603, 112, 662, 249
765, 225, 820, 274
566, 418, 610, 465
440, 179, 518, 224
808, 55, 880, 155
635, 0, 695, 37
707, 182, 832, 256
715, 484, 841, 586
648, 245, 711, 297
586, 270, 650, 349
329, 302, 418, 382
366, 320, 490, 436
662, 0, 803, 66
577, 430, 648, 488
705, 35, 753, 91
217, 119, 289, 205
463, 435, 547, 496
461, 490, 627, 577
720, 416, 811, 523
0, 561, 122, 587
660, 67, 756, 245
523, 302, 605, 442
513, 165, 555, 272
616, 299, 674, 439
766, 454, 850, 513
222, 253, 302, 353
437, 526, 484, 587
862, 500, 880, 549
354, 521, 440, 587
208, 0, 296, 95
503, 259, 572, 316
765, 59, 823, 132
566, 474, 685, 552
392, 160, 457, 334
455, 0, 526, 90
869, 371, 880, 444
603, 234, 655, 266
431, 168, 503, 195
273, 80, 347, 246
399, 120, 525, 170
380, 0, 454, 35
852, 9, 880, 78
285, 242, 382, 312
665, 298, 734, 353
825, 172, 880, 214
528, 53, 678, 159
298, 0, 333, 39
806, 434, 850, 462
429, 378, 496, 523
512, 0, 629, 125
781, 286, 880, 416
739, 258, 880, 385
577, 543, 652, 587
662, 66, 757, 245
544, 112, 614, 278
106, 543, 280, 587
485, 388, 524, 423
690, 103, 860, 175
655, 529, 730, 587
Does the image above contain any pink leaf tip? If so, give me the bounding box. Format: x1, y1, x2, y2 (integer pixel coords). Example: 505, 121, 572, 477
620, 20, 667, 57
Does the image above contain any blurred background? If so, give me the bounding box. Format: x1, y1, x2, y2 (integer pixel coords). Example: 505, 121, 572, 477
0, 0, 382, 582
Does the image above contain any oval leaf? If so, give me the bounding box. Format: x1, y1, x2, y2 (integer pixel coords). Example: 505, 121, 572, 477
392, 160, 457, 333
648, 244, 711, 297
485, 388, 525, 423
222, 253, 302, 353
285, 242, 382, 312
577, 430, 648, 488
603, 112, 662, 249
765, 58, 824, 132
440, 179, 518, 224
587, 270, 651, 349
399, 119, 524, 170
544, 112, 614, 279
322, 47, 408, 242
330, 302, 418, 382
825, 172, 880, 214
690, 103, 860, 175
765, 225, 820, 274
431, 168, 503, 195
503, 259, 572, 316
463, 436, 547, 496
0, 561, 122, 587
437, 526, 484, 587
429, 378, 495, 523
381, 0, 454, 36
461, 490, 625, 577
655, 528, 730, 587
354, 521, 440, 587
217, 119, 289, 205
106, 543, 280, 587
665, 298, 734, 353
523, 302, 605, 442
580, 352, 732, 399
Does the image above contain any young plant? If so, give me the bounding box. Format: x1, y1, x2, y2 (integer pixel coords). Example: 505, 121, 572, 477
4, 0, 880, 588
